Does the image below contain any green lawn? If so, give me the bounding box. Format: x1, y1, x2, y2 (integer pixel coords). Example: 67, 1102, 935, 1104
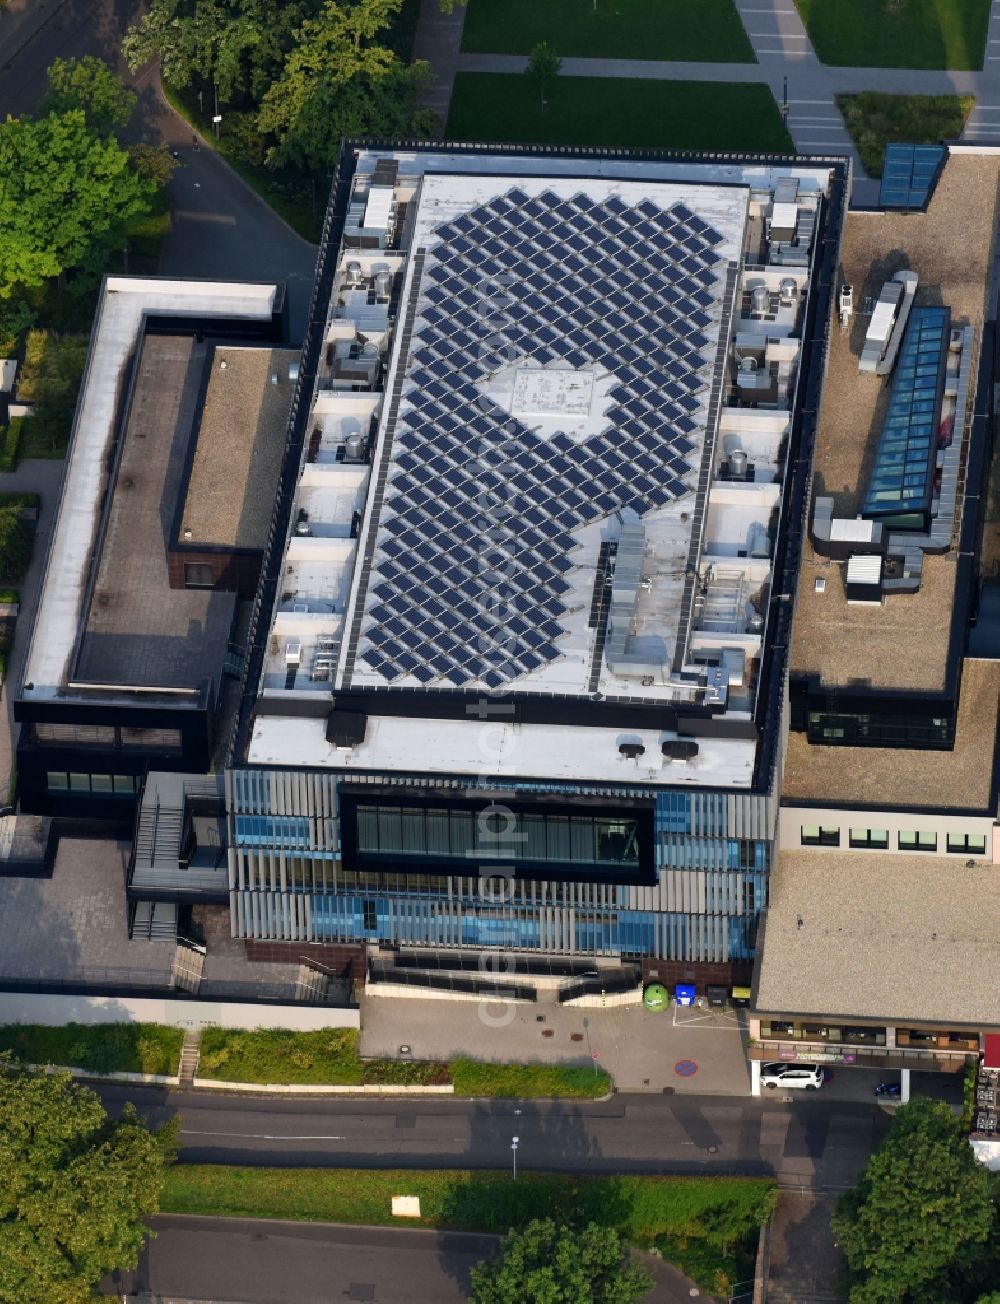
0, 1023, 184, 1076
838, 91, 974, 175
795, 0, 991, 69
197, 1028, 612, 1096
163, 1167, 776, 1295
447, 75, 793, 152
462, 0, 754, 62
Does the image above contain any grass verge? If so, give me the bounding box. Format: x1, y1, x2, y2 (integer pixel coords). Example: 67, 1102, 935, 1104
197, 1028, 611, 1096
461, 0, 754, 62
837, 91, 974, 176
163, 1168, 776, 1294
795, 0, 990, 69
161, 82, 320, 243
0, 1023, 184, 1076
447, 75, 793, 153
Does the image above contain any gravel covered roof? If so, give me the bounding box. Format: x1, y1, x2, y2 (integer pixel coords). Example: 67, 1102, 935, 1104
754, 848, 1000, 1028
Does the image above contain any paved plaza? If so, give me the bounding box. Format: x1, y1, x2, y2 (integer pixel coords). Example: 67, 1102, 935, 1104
361, 991, 755, 1095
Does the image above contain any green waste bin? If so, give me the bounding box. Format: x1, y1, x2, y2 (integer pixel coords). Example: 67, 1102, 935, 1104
643, 982, 669, 1012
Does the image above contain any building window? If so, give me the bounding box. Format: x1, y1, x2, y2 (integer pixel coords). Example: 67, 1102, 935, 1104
849, 828, 889, 849
363, 900, 377, 931
46, 771, 135, 795
946, 834, 988, 855
184, 562, 214, 588
898, 831, 937, 852
800, 825, 840, 847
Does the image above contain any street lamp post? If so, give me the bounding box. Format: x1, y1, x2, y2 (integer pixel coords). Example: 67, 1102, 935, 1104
511, 1135, 519, 1180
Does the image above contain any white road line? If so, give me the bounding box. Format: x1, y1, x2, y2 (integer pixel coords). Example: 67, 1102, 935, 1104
789, 114, 845, 121
180, 1129, 348, 1140
790, 98, 834, 104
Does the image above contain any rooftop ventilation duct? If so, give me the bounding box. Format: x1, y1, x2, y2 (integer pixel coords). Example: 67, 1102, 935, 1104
326, 710, 367, 747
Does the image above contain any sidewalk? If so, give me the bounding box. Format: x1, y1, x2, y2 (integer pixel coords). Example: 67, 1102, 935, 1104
360, 992, 753, 1096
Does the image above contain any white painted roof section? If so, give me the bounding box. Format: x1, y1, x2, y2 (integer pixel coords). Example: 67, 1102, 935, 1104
21, 276, 278, 699
353, 147, 835, 198
247, 712, 756, 788
830, 517, 878, 542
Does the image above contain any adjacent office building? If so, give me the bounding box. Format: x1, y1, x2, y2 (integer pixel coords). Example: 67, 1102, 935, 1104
14, 277, 292, 821
750, 148, 1000, 1090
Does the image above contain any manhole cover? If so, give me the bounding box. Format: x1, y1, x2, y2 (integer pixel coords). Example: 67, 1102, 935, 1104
345, 1285, 375, 1302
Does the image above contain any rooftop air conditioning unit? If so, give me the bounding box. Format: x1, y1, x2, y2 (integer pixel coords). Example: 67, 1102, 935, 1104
284, 640, 302, 667
619, 742, 645, 759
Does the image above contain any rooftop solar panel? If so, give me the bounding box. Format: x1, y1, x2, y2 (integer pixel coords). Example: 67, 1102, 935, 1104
351, 185, 731, 688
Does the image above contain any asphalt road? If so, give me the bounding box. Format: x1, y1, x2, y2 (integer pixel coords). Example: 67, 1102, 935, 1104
97, 1085, 895, 1188
111, 1216, 497, 1304
106, 1215, 721, 1304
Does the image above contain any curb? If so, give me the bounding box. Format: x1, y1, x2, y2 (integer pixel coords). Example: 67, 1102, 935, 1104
27, 1062, 179, 1086
192, 1078, 455, 1095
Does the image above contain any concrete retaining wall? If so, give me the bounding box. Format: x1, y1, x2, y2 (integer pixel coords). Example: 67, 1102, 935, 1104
0, 990, 360, 1032
26, 1062, 179, 1086
560, 989, 642, 1009
365, 983, 533, 1004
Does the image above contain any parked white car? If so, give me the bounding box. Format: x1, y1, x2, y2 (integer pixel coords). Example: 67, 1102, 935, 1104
760, 1061, 825, 1090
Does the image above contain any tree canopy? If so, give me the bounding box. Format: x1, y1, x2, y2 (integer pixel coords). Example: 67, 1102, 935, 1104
832, 1097, 996, 1304
41, 56, 137, 136
0, 1062, 175, 1303
0, 110, 155, 298
123, 0, 320, 102
469, 1218, 653, 1304
124, 0, 437, 175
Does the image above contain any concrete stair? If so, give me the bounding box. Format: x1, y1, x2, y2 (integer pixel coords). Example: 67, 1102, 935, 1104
178, 1028, 202, 1087
295, 964, 331, 1002
172, 942, 205, 993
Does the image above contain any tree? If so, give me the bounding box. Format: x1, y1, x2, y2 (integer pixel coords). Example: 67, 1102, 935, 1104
41, 56, 137, 136
832, 1097, 994, 1304
128, 141, 181, 186
256, 0, 436, 171
0, 111, 155, 298
0, 1061, 176, 1303
123, 0, 320, 102
525, 41, 561, 107
469, 1219, 652, 1304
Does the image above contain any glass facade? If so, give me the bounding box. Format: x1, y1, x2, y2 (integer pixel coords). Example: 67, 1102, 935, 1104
227, 769, 773, 964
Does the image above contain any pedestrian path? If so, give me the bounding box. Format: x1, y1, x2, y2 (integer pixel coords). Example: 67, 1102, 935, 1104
731, 0, 816, 64
412, 0, 466, 126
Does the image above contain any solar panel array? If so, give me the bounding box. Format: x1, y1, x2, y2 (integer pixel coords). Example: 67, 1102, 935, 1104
357, 187, 727, 689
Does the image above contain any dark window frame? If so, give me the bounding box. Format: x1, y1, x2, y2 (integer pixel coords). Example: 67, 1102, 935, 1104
800, 825, 840, 847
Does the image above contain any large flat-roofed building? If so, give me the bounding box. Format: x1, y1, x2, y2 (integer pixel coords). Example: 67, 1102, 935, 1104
750, 147, 1000, 1091
216, 144, 847, 986
14, 277, 290, 822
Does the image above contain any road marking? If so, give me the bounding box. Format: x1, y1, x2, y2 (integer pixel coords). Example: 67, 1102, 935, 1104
181, 1129, 347, 1140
